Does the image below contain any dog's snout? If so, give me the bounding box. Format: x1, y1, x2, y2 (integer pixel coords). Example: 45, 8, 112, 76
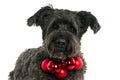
55, 39, 66, 46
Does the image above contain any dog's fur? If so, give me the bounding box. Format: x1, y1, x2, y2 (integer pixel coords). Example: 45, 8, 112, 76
9, 6, 100, 80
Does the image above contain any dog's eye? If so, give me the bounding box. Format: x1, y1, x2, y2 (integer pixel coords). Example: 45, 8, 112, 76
69, 25, 76, 34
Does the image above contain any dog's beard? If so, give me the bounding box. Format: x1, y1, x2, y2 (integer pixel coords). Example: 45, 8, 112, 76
44, 31, 80, 60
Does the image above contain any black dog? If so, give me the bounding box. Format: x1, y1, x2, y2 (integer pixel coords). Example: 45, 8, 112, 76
9, 6, 100, 80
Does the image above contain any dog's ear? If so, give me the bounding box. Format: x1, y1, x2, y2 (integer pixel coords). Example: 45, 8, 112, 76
27, 6, 53, 29
77, 11, 101, 34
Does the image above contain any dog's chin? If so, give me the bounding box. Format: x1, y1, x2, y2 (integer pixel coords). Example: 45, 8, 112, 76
52, 52, 67, 60
48, 49, 67, 60
48, 47, 69, 60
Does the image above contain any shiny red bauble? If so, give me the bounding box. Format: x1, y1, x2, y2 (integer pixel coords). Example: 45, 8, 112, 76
74, 57, 83, 70
55, 69, 68, 79
41, 59, 49, 72
66, 58, 75, 70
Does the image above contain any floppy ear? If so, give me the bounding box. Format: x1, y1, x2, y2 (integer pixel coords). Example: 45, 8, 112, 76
78, 11, 101, 34
27, 6, 53, 29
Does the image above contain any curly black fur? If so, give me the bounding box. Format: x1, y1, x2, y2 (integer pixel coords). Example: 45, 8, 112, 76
9, 5, 100, 80
9, 47, 86, 80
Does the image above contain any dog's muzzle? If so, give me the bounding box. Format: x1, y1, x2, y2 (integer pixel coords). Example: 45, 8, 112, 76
44, 31, 80, 59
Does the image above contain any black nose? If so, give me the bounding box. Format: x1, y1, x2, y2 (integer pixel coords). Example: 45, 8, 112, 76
55, 39, 66, 46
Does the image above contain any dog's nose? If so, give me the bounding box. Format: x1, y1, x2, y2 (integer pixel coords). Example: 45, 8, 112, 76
55, 39, 66, 46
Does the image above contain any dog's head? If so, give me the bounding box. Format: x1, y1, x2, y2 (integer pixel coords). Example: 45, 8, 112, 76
27, 6, 100, 60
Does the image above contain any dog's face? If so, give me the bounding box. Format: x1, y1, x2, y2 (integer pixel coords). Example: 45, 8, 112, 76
27, 6, 100, 60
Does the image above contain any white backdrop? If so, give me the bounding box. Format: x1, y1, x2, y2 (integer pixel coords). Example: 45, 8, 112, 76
0, 0, 120, 80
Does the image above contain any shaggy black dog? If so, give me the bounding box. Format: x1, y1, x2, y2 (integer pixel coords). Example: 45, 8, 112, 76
9, 6, 100, 80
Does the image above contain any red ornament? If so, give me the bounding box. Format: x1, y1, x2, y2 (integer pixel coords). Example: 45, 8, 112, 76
41, 59, 49, 72
47, 61, 54, 71
66, 58, 75, 70
74, 57, 83, 70
55, 69, 68, 78
41, 57, 83, 79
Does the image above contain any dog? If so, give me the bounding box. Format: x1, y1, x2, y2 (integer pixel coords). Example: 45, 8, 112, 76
9, 6, 100, 80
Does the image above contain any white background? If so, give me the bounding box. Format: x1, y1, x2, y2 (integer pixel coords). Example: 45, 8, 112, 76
0, 0, 120, 80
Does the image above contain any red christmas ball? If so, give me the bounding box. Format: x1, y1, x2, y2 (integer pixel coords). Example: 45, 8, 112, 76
67, 58, 75, 70
41, 59, 49, 72
55, 69, 68, 78
66, 58, 75, 65
67, 65, 75, 70
47, 61, 54, 71
55, 69, 61, 73
74, 57, 83, 70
